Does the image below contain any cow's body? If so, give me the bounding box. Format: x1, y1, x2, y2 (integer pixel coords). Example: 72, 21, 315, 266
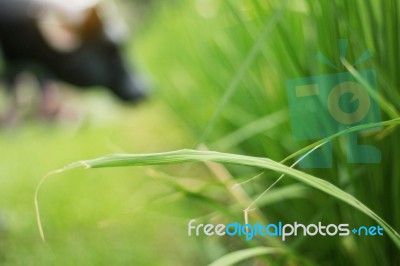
0, 0, 146, 113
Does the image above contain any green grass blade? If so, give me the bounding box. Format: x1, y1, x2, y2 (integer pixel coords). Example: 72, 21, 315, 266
282, 117, 400, 163
39, 119, 400, 249
213, 109, 288, 149
208, 247, 282, 266
342, 58, 400, 119
196, 0, 287, 145
62, 149, 400, 249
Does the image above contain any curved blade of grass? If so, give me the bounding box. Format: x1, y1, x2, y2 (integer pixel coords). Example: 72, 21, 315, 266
282, 117, 400, 164
213, 109, 288, 149
341, 58, 400, 119
254, 184, 309, 206
208, 247, 282, 266
36, 119, 400, 247
57, 148, 400, 249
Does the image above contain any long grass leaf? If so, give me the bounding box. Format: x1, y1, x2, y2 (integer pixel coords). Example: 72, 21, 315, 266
49, 149, 400, 249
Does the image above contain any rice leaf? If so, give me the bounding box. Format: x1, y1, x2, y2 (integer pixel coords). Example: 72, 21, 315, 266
60, 150, 400, 249
38, 119, 400, 249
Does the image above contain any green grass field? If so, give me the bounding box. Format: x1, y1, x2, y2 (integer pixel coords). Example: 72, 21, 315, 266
0, 99, 208, 265
1, 0, 399, 265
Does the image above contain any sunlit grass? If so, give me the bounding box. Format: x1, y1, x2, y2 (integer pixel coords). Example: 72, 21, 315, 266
0, 98, 208, 265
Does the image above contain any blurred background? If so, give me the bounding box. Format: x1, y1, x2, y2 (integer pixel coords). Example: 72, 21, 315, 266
0, 0, 399, 265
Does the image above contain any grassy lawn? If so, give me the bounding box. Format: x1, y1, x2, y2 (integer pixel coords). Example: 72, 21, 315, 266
0, 97, 208, 265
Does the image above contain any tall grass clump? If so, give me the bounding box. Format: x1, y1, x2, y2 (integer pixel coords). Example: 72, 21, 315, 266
134, 0, 400, 264
38, 0, 400, 265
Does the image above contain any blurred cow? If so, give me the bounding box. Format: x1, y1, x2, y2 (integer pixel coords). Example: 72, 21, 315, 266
0, 0, 146, 122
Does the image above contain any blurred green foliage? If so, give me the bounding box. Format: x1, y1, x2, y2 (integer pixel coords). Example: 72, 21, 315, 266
0, 100, 209, 265
1, 0, 399, 265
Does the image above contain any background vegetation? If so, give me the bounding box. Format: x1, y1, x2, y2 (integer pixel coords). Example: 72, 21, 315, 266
0, 0, 399, 265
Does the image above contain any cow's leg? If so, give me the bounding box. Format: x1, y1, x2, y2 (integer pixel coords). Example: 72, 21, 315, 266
1, 78, 21, 126
37, 79, 61, 120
